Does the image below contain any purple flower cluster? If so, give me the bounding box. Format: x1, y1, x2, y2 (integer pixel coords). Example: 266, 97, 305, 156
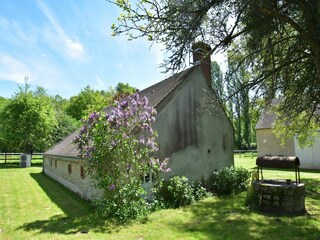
73, 93, 171, 175
159, 158, 171, 173
109, 184, 116, 190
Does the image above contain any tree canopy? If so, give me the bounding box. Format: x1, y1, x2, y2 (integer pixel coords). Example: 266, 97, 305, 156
112, 0, 320, 142
66, 83, 137, 121
0, 85, 57, 153
0, 81, 140, 153
66, 86, 115, 121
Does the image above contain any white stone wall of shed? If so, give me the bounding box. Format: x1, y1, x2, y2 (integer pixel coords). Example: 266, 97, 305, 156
256, 129, 295, 157
294, 132, 320, 169
43, 156, 102, 200
154, 68, 234, 182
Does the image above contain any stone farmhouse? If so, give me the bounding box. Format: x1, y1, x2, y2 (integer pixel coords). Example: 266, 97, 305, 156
43, 43, 234, 200
256, 101, 320, 170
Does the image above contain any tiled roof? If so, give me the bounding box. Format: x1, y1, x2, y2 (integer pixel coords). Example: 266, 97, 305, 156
255, 99, 279, 130
44, 131, 80, 158
255, 109, 276, 129
138, 66, 197, 108
44, 65, 198, 158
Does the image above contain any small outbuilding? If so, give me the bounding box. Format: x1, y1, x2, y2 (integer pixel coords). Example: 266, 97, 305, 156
43, 43, 234, 200
256, 101, 320, 170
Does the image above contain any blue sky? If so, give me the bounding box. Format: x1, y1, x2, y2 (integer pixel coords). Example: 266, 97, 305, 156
0, 0, 225, 99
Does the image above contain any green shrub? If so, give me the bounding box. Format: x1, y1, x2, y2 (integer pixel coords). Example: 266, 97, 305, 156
94, 182, 151, 222
159, 176, 194, 208
157, 176, 210, 208
192, 182, 211, 201
209, 166, 250, 195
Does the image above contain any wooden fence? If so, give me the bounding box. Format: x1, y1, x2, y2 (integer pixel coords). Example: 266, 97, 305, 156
234, 150, 257, 159
0, 153, 43, 164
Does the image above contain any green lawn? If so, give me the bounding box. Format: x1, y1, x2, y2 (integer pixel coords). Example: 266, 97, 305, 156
0, 157, 319, 240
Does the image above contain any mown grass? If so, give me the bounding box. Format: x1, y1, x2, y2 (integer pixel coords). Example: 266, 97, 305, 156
0, 156, 319, 239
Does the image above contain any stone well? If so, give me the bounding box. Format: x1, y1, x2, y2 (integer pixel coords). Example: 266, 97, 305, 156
253, 179, 306, 215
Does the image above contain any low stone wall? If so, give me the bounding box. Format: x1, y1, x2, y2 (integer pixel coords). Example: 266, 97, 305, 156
43, 155, 102, 201
253, 180, 306, 215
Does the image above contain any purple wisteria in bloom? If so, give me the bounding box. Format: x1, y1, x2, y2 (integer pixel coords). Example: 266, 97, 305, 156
73, 93, 171, 176
72, 94, 171, 221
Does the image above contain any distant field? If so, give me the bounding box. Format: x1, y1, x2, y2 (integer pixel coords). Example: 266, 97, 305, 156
0, 155, 319, 239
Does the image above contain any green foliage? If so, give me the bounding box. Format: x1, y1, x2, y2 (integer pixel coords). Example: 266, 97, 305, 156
0, 84, 57, 152
112, 82, 139, 102
157, 176, 210, 208
273, 109, 319, 148
226, 49, 254, 150
95, 181, 151, 222
211, 61, 224, 100
159, 176, 194, 208
0, 96, 8, 110
66, 83, 137, 121
116, 82, 138, 95
0, 85, 80, 152
66, 86, 115, 121
112, 0, 320, 140
192, 181, 211, 201
73, 94, 170, 222
209, 166, 250, 195
49, 94, 79, 144
52, 113, 78, 143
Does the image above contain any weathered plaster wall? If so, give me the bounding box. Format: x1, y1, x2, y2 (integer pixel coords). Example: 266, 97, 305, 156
294, 133, 320, 169
43, 155, 102, 200
155, 68, 234, 182
256, 129, 295, 156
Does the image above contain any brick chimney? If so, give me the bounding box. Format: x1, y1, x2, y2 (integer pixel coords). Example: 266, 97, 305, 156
192, 42, 212, 86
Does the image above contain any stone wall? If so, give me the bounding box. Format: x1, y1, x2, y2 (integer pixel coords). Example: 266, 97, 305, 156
256, 129, 295, 156
43, 155, 102, 201
155, 68, 234, 182
253, 180, 306, 215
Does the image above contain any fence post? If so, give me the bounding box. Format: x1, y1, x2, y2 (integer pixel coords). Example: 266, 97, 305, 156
5, 153, 7, 164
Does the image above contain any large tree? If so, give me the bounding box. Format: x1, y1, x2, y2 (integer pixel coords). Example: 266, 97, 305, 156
51, 94, 79, 143
225, 49, 252, 149
112, 0, 320, 143
211, 61, 224, 100
0, 85, 57, 153
66, 86, 115, 121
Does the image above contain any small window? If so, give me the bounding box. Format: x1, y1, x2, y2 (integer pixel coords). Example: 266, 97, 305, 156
80, 166, 85, 179
55, 160, 57, 168
68, 164, 72, 174
141, 166, 154, 183
50, 159, 53, 167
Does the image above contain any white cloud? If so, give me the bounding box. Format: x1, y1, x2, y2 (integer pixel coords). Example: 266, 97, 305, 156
65, 39, 84, 59
0, 53, 70, 92
36, 0, 85, 60
0, 54, 32, 83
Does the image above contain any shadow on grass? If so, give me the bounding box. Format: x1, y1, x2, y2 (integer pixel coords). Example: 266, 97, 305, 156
168, 178, 320, 239
17, 172, 114, 235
